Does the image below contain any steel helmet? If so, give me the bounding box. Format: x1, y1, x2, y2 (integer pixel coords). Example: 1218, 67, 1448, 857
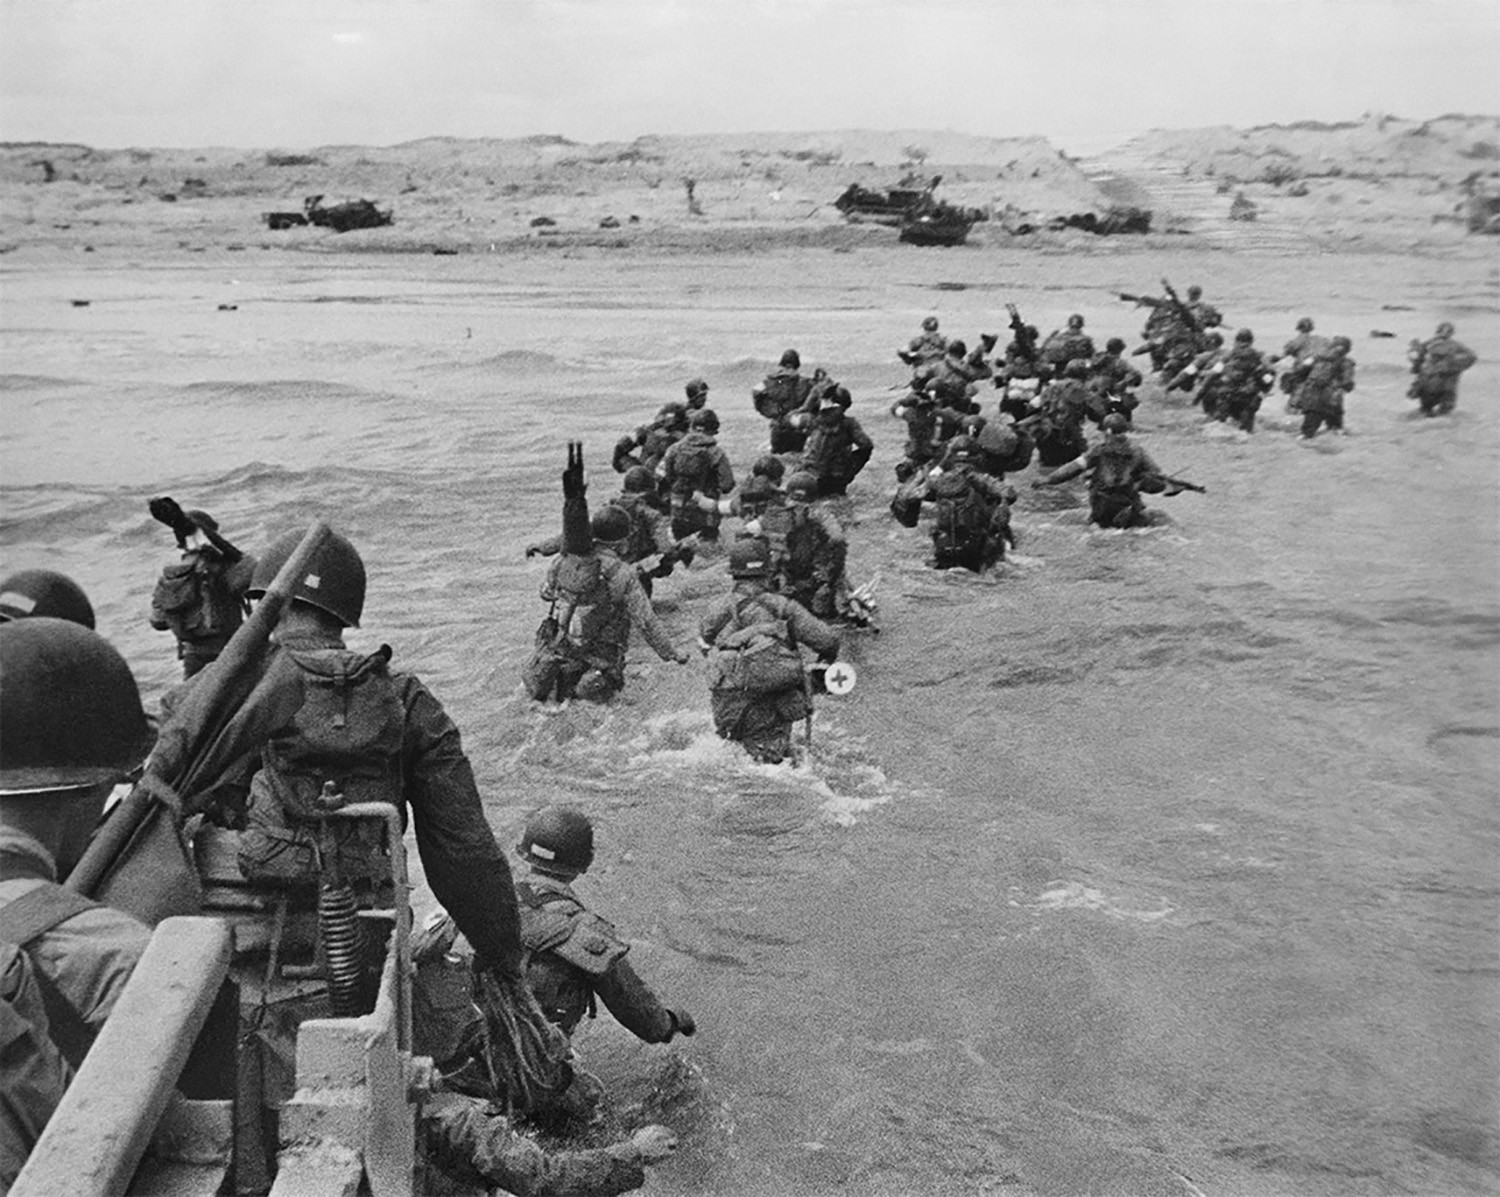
921, 316, 939, 332
1067, 313, 1085, 329
0, 570, 96, 629
728, 535, 773, 579
1102, 413, 1130, 434
784, 471, 818, 502
752, 454, 786, 483
517, 805, 594, 873
1296, 317, 1314, 333
1435, 321, 1455, 337
690, 409, 719, 433
1331, 335, 1352, 352
1187, 285, 1202, 300
590, 504, 632, 544
249, 528, 367, 628
1106, 337, 1125, 354
1205, 331, 1224, 346
684, 378, 710, 401
1234, 328, 1254, 344
948, 339, 967, 358
0, 618, 153, 793
622, 466, 657, 494
1064, 359, 1090, 379
779, 349, 801, 369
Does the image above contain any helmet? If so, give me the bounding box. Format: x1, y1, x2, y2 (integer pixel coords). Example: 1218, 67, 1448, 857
738, 475, 776, 506
922, 316, 939, 332
1067, 313, 1084, 330
1205, 332, 1224, 347
622, 466, 656, 494
1331, 335, 1352, 352
825, 386, 852, 410
752, 454, 786, 483
249, 528, 367, 628
779, 349, 801, 369
590, 504, 632, 543
1106, 337, 1125, 354
0, 618, 153, 793
517, 805, 594, 873
1436, 321, 1455, 337
728, 535, 773, 579
784, 471, 818, 501
1187, 285, 1202, 301
1296, 317, 1314, 333
185, 509, 219, 534
0, 570, 96, 629
948, 339, 967, 358
1065, 358, 1090, 379
684, 377, 709, 401
1234, 328, 1254, 344
1102, 413, 1130, 434
690, 409, 719, 433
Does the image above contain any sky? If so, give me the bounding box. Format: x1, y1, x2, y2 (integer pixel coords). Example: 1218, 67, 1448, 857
1, 0, 1498, 156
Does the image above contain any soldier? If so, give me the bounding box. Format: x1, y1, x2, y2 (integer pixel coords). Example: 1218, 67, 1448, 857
611, 403, 688, 476
147, 498, 257, 678
512, 807, 695, 1044
1408, 322, 1477, 417
1033, 413, 1172, 528
914, 438, 1018, 573
753, 472, 849, 621
1086, 337, 1143, 425
0, 570, 96, 629
1273, 317, 1329, 413
233, 527, 531, 999
1297, 336, 1357, 440
1, 618, 156, 1174
796, 391, 874, 497
699, 537, 841, 765
898, 315, 948, 369
683, 377, 711, 412
1027, 360, 1093, 468
752, 349, 814, 453
1216, 329, 1277, 433
1039, 313, 1095, 374
914, 339, 993, 408
525, 506, 691, 704
657, 409, 735, 540
1165, 331, 1227, 418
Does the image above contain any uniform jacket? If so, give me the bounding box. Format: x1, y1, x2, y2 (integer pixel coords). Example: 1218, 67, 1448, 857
657, 432, 735, 500
541, 549, 679, 663
149, 548, 257, 654
243, 636, 524, 977
802, 414, 874, 481
699, 584, 841, 672
516, 874, 676, 1043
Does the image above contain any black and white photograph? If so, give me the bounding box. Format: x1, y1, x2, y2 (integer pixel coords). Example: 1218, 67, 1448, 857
2, 2, 1496, 1193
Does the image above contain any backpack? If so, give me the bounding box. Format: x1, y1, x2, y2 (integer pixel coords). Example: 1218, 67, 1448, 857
1304, 352, 1342, 390
261, 644, 406, 819
547, 552, 617, 645
712, 594, 807, 695
1221, 347, 1265, 392
151, 555, 241, 640
614, 495, 657, 563
664, 437, 718, 496
1420, 339, 1474, 380
753, 372, 804, 420
1092, 442, 1138, 496
929, 469, 990, 556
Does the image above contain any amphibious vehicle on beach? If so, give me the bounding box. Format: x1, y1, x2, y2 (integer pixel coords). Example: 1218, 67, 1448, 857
263, 195, 393, 233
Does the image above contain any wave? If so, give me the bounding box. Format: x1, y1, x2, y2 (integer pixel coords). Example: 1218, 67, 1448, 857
0, 373, 83, 392
179, 378, 380, 402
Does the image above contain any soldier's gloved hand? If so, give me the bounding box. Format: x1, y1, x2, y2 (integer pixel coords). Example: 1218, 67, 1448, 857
668, 1008, 696, 1038
631, 1125, 678, 1165
562, 441, 586, 499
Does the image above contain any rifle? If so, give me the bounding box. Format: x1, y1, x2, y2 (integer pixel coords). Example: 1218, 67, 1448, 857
1160, 278, 1202, 336
1004, 304, 1038, 363
1161, 475, 1206, 495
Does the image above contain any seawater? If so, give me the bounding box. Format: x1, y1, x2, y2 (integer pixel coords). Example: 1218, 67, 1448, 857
2, 245, 1497, 1196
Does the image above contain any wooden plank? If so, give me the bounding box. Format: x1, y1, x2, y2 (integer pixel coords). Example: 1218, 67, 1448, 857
13, 917, 233, 1197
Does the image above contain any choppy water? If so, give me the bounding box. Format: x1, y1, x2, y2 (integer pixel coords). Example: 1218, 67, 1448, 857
3, 244, 1498, 1195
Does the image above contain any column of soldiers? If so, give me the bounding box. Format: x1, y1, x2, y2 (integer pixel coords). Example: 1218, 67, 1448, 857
4, 303, 1478, 1191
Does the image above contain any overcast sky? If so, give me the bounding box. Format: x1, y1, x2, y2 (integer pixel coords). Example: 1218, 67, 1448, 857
2, 0, 1497, 155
